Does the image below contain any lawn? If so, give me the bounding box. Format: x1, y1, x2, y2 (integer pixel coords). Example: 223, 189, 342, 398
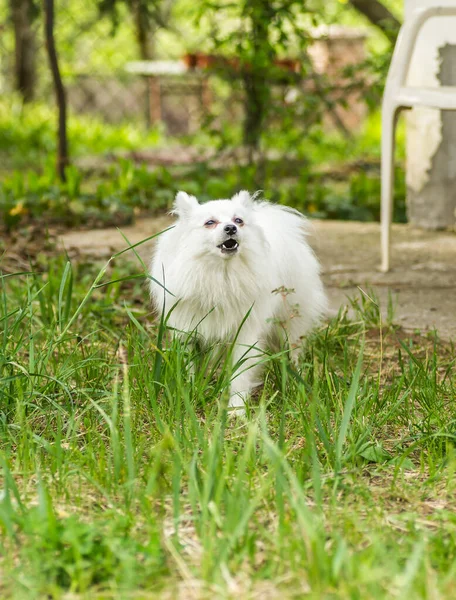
1, 242, 456, 599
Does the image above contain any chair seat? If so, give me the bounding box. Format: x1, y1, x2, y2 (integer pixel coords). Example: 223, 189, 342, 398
397, 86, 456, 109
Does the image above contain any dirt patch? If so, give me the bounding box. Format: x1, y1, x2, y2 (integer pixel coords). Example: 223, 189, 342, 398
309, 220, 456, 339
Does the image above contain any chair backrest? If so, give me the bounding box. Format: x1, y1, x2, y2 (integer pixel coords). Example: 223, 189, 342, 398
406, 0, 456, 16
386, 2, 456, 91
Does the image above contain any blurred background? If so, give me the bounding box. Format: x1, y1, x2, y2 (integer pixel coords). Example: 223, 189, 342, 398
0, 0, 404, 233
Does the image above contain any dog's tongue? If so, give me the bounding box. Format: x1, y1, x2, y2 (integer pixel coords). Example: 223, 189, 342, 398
224, 239, 237, 249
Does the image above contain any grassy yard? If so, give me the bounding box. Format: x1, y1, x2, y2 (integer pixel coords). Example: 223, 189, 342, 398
1, 240, 456, 599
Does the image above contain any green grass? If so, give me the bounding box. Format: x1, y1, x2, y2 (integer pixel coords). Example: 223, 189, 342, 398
1, 240, 456, 599
0, 155, 406, 231
0, 98, 163, 173
0, 99, 407, 231
0, 97, 404, 171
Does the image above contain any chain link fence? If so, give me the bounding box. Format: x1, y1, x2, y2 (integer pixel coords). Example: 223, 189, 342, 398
0, 0, 217, 133
1, 1, 370, 143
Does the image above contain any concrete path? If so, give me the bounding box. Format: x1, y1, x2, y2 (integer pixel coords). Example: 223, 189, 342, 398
60, 218, 456, 340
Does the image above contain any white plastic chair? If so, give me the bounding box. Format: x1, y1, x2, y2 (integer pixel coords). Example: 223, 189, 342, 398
381, 2, 456, 272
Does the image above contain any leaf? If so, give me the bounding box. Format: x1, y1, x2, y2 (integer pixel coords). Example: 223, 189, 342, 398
359, 443, 391, 464
68, 199, 85, 215
390, 456, 415, 470
335, 341, 364, 469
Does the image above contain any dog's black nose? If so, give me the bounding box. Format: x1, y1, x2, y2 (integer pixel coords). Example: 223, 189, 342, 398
224, 224, 237, 236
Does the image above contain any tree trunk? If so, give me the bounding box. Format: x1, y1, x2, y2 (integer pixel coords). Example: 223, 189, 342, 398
43, 0, 69, 181
348, 0, 401, 44
242, 0, 273, 158
11, 0, 37, 102
132, 0, 155, 60
243, 71, 269, 153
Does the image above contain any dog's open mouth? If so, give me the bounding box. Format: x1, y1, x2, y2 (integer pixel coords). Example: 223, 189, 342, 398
218, 238, 239, 254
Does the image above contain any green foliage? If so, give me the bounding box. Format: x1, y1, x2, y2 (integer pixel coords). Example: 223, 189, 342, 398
0, 99, 162, 171
13, 507, 166, 593
0, 98, 407, 231
196, 0, 321, 151
0, 252, 455, 597
0, 155, 406, 231
97, 0, 170, 32
0, 160, 174, 231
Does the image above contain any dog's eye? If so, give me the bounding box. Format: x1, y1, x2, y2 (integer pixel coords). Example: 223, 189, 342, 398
234, 217, 244, 225
204, 219, 216, 227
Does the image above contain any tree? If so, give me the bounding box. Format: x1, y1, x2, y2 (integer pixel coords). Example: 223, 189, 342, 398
43, 0, 69, 181
199, 0, 315, 159
132, 0, 155, 59
99, 0, 175, 61
241, 0, 275, 153
10, 0, 38, 102
348, 0, 401, 43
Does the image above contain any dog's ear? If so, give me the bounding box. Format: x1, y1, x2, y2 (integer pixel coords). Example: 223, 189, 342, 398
172, 191, 199, 218
232, 190, 252, 208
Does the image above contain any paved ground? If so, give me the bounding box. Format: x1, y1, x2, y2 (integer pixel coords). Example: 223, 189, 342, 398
60, 218, 456, 340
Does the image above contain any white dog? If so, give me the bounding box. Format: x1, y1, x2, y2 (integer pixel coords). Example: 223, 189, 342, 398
150, 190, 327, 412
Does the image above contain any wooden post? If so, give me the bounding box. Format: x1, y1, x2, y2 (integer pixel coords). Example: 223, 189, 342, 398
148, 76, 162, 125
201, 77, 212, 111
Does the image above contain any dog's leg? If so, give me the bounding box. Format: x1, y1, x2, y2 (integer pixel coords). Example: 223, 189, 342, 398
228, 335, 265, 416
285, 313, 313, 368
289, 334, 304, 367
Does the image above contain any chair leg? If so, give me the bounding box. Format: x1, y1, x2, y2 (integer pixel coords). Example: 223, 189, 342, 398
380, 104, 400, 273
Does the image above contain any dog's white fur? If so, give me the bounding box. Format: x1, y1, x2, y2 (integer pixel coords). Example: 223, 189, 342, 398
150, 190, 327, 412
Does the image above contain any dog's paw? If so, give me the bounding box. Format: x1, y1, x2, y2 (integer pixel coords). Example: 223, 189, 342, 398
228, 406, 246, 419
228, 393, 247, 419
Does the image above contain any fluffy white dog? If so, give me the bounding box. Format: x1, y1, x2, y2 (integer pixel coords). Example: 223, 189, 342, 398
150, 190, 327, 412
